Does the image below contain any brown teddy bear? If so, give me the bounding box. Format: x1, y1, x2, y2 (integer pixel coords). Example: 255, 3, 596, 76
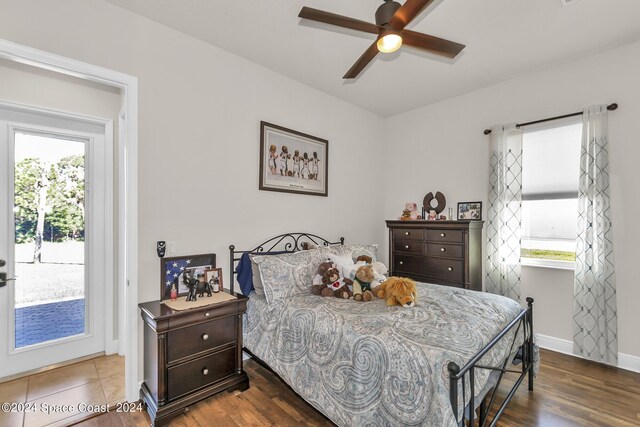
311, 261, 333, 295
352, 265, 375, 302
321, 267, 352, 299
375, 277, 417, 307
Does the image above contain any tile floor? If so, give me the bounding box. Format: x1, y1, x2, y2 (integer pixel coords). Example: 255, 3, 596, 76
0, 354, 124, 427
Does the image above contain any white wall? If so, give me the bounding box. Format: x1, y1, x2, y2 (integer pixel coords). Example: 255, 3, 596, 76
384, 39, 640, 358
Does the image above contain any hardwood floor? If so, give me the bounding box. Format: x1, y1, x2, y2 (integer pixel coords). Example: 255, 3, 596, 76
76, 349, 640, 427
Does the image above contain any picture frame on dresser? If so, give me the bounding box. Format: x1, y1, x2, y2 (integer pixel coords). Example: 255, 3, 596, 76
457, 201, 482, 220
160, 253, 216, 300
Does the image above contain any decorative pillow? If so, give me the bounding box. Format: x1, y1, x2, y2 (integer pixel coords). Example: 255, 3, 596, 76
251, 248, 331, 304
237, 251, 286, 296
328, 243, 378, 263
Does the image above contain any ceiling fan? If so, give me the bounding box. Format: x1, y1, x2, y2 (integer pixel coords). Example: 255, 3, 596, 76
298, 0, 465, 79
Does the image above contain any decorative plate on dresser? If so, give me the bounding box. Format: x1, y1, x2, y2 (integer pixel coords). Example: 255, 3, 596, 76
386, 220, 484, 291
139, 293, 249, 426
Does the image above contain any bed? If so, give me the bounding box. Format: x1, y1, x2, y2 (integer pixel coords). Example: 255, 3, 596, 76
229, 233, 534, 427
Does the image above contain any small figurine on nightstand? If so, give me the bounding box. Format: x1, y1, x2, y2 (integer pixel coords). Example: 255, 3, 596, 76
211, 276, 220, 293
428, 210, 437, 220
184, 272, 199, 302
196, 273, 213, 298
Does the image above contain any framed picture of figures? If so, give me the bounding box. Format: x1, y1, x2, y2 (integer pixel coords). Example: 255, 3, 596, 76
259, 121, 328, 197
160, 253, 216, 300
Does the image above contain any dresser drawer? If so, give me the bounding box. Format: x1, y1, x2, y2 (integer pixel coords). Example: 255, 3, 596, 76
426, 258, 463, 283
426, 229, 463, 243
392, 228, 423, 241
393, 240, 425, 254
167, 346, 235, 401
393, 254, 428, 275
167, 316, 236, 363
426, 243, 463, 259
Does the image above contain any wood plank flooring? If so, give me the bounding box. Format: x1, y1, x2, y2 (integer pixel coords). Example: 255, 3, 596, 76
76, 349, 640, 426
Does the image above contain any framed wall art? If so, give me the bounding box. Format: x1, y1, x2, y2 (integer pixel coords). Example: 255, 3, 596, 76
161, 253, 216, 300
457, 202, 483, 220
259, 121, 328, 197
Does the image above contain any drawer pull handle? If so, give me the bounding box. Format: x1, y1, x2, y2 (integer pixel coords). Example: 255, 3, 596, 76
404, 231, 410, 236
440, 233, 446, 237
399, 261, 404, 265
440, 248, 446, 252
202, 334, 209, 341
404, 245, 410, 249
202, 368, 209, 376
204, 312, 210, 317
448, 267, 453, 272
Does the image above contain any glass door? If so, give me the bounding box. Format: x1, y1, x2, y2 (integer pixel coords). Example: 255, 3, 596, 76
0, 108, 107, 377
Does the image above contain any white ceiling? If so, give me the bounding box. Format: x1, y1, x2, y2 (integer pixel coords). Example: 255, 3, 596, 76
105, 0, 640, 116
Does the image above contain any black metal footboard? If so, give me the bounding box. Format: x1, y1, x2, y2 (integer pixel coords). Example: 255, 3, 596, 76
448, 297, 534, 427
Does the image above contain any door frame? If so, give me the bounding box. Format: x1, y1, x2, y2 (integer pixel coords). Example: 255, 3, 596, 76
0, 39, 140, 402
0, 102, 112, 366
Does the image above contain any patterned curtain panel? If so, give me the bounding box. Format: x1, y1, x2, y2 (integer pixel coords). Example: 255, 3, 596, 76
573, 105, 617, 365
486, 125, 523, 302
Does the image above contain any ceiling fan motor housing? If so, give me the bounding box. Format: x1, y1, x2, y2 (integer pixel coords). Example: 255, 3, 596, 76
376, 1, 402, 27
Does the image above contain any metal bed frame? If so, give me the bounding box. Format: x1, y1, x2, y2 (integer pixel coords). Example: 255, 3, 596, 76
229, 232, 534, 427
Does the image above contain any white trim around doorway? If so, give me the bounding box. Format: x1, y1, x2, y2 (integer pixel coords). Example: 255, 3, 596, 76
0, 39, 140, 402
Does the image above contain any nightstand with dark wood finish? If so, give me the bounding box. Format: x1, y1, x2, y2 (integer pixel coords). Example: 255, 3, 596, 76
139, 293, 249, 426
386, 220, 484, 291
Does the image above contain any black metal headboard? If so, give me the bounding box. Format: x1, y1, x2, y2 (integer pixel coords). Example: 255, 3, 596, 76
228, 233, 344, 294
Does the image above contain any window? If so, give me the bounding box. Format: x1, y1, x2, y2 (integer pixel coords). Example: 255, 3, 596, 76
521, 117, 582, 268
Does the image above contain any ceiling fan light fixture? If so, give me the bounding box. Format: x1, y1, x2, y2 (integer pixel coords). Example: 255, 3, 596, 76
377, 32, 402, 53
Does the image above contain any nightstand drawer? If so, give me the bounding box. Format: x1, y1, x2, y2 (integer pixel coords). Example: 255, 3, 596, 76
393, 240, 425, 254
426, 258, 463, 282
426, 243, 463, 259
426, 229, 463, 243
167, 346, 235, 401
393, 228, 423, 241
167, 316, 236, 363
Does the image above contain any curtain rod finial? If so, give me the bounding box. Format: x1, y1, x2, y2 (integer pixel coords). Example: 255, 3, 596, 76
607, 103, 618, 111
484, 129, 492, 135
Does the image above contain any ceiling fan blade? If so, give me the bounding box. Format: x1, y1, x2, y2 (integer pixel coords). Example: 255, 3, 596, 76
299, 7, 380, 34
401, 30, 465, 58
343, 42, 379, 79
389, 0, 436, 29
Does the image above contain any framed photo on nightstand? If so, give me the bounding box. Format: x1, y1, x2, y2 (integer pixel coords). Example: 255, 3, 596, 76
160, 253, 216, 300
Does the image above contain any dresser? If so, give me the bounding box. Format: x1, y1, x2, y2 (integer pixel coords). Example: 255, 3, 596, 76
139, 294, 249, 426
386, 220, 483, 291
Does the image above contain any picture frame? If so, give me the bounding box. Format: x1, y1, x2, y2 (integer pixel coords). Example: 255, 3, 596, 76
161, 253, 216, 300
259, 121, 328, 197
204, 268, 223, 290
457, 202, 483, 220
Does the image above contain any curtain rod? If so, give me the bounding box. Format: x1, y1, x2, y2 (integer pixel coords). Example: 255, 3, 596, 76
483, 103, 618, 135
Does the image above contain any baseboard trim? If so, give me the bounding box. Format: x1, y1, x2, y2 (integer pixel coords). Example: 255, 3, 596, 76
536, 333, 640, 373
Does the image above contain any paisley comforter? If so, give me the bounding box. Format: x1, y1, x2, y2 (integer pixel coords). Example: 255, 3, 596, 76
244, 283, 523, 427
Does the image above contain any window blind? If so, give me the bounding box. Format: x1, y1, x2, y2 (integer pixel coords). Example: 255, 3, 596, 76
522, 118, 582, 201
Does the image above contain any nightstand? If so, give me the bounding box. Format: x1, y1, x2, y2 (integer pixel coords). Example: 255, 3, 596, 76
139, 292, 249, 426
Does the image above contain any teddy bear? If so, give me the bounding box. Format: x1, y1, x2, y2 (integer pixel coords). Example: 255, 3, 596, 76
352, 264, 375, 302
370, 261, 389, 290
375, 277, 417, 308
321, 267, 352, 299
311, 261, 334, 295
